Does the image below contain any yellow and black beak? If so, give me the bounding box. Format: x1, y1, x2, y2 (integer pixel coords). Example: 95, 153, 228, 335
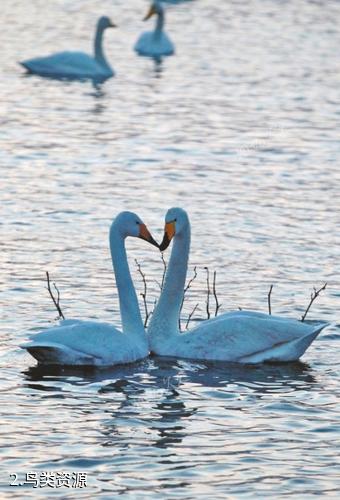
139, 224, 159, 248
143, 4, 157, 21
159, 221, 176, 251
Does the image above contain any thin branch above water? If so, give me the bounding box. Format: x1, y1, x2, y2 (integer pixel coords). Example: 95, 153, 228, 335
45, 271, 65, 320
301, 283, 327, 322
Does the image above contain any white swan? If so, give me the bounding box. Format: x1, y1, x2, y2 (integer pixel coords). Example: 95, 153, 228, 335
147, 208, 327, 363
21, 212, 158, 366
134, 1, 175, 59
20, 16, 115, 81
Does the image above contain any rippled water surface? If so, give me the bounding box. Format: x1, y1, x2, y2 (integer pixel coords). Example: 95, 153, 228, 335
1, 0, 340, 497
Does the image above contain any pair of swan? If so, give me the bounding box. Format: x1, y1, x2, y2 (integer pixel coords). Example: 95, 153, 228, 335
22, 209, 327, 367
20, 3, 174, 81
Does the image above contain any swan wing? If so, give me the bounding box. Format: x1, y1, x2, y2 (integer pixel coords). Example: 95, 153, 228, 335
238, 326, 324, 363
169, 316, 327, 363
134, 32, 174, 57
20, 51, 108, 79
21, 320, 146, 366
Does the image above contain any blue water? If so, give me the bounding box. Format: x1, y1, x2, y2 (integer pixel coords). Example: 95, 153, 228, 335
1, 0, 340, 497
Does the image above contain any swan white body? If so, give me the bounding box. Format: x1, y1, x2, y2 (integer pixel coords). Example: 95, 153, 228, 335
20, 16, 115, 81
134, 1, 174, 58
21, 212, 158, 366
147, 208, 327, 363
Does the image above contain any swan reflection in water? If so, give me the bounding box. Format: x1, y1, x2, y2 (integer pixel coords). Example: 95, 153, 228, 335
22, 357, 318, 454
23, 356, 317, 389
23, 357, 317, 410
23, 357, 317, 396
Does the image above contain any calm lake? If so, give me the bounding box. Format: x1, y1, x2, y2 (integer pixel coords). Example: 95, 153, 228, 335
1, 0, 340, 497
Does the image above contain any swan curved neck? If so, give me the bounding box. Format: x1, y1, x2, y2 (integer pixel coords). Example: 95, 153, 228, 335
155, 8, 164, 35
94, 24, 110, 70
148, 224, 190, 339
110, 227, 144, 336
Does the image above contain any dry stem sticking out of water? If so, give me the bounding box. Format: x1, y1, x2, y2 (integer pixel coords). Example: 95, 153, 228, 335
135, 259, 150, 328
213, 271, 222, 317
45, 271, 65, 320
204, 267, 211, 320
185, 303, 199, 330
301, 283, 327, 322
155, 253, 167, 291
268, 284, 273, 315
179, 266, 198, 331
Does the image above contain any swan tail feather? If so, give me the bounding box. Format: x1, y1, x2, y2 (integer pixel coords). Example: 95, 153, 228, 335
21, 342, 99, 366
20, 61, 33, 72
238, 323, 326, 364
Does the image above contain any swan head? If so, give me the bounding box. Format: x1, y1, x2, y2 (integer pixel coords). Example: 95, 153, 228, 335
112, 211, 159, 247
159, 207, 189, 251
143, 1, 163, 21
97, 16, 117, 30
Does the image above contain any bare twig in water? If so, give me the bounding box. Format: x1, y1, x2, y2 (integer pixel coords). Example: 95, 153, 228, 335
184, 266, 198, 296
213, 271, 221, 317
160, 253, 167, 290
155, 253, 168, 291
205, 267, 211, 320
45, 271, 65, 320
179, 266, 198, 331
185, 303, 199, 330
301, 283, 327, 322
135, 259, 150, 328
268, 284, 273, 315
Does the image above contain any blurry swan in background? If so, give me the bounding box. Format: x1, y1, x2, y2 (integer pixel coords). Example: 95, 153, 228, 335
20, 16, 116, 82
21, 212, 158, 367
134, 1, 174, 59
147, 207, 327, 364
